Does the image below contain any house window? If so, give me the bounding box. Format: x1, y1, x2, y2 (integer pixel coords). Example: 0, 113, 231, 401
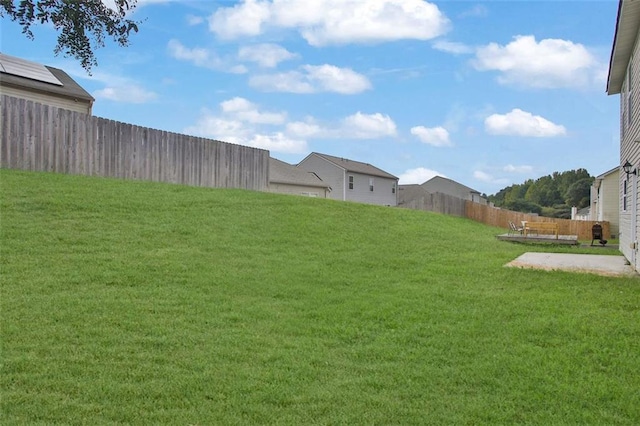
348, 175, 354, 190
624, 179, 628, 211
392, 183, 396, 194
369, 178, 374, 192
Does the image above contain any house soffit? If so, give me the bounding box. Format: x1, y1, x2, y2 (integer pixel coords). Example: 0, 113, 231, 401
607, 0, 640, 94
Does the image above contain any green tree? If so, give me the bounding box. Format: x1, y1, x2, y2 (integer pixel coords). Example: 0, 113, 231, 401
565, 178, 593, 208
488, 168, 594, 218
504, 199, 542, 215
1, 0, 139, 73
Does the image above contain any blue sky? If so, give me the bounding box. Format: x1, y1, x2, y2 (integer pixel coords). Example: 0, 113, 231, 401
1, 0, 621, 195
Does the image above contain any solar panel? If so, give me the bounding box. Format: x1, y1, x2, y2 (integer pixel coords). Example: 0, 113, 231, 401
0, 53, 63, 86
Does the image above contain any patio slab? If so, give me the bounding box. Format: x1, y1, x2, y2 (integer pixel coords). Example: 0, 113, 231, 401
505, 252, 638, 277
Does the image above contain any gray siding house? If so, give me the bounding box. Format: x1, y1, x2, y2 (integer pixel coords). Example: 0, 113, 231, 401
607, 0, 640, 271
297, 152, 398, 206
590, 167, 620, 238
269, 157, 330, 198
420, 176, 487, 204
0, 53, 94, 114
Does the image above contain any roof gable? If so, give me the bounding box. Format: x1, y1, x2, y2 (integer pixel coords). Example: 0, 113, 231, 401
0, 53, 94, 103
421, 176, 480, 194
302, 152, 398, 180
596, 166, 620, 179
270, 157, 328, 188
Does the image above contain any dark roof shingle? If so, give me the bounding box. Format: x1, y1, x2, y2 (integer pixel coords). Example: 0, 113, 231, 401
304, 152, 398, 179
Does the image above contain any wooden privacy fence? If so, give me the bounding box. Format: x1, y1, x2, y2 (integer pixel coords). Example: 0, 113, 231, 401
0, 95, 269, 191
465, 201, 610, 241
399, 192, 467, 217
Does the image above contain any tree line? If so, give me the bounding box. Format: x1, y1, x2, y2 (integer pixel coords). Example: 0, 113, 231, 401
487, 169, 593, 219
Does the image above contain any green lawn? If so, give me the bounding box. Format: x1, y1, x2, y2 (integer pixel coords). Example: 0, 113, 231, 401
2, 169, 639, 425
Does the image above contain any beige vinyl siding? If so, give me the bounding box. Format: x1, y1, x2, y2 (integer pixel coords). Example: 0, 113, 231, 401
0, 86, 91, 114
600, 171, 621, 238
268, 182, 328, 197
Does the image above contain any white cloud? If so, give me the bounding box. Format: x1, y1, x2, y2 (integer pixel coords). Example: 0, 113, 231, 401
473, 35, 599, 88
342, 112, 397, 139
503, 164, 533, 173
410, 126, 452, 147
185, 98, 395, 154
68, 64, 157, 104
248, 133, 308, 153
184, 115, 249, 144
250, 64, 371, 94
220, 97, 287, 124
484, 108, 566, 137
398, 167, 443, 185
286, 113, 397, 140
459, 4, 488, 18
208, 0, 271, 39
93, 85, 158, 103
432, 40, 473, 55
473, 170, 494, 182
299, 0, 450, 46
209, 0, 450, 45
186, 15, 204, 26
286, 120, 323, 138
473, 170, 509, 186
249, 71, 316, 93
184, 99, 306, 154
237, 43, 297, 68
167, 39, 247, 74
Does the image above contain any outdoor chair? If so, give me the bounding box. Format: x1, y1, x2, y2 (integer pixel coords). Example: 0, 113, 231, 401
508, 221, 524, 235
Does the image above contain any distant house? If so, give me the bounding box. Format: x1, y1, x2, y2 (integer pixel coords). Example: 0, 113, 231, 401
607, 0, 640, 270
297, 152, 398, 206
269, 157, 330, 198
572, 206, 591, 221
419, 176, 487, 204
0, 53, 94, 114
590, 167, 620, 238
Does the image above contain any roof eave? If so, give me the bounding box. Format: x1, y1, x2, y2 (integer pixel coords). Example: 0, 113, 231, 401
607, 0, 640, 95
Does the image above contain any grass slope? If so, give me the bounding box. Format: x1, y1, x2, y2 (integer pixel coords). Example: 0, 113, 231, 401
2, 169, 639, 425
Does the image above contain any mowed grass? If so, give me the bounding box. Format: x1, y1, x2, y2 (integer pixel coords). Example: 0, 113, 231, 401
1, 169, 639, 425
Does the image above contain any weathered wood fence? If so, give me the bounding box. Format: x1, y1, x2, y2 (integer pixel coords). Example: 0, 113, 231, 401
0, 95, 269, 191
399, 192, 467, 217
465, 201, 610, 240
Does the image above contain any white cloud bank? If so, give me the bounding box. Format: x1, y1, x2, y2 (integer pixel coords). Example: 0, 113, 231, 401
342, 112, 397, 139
184, 98, 397, 154
184, 97, 308, 154
85, 68, 157, 104
208, 0, 450, 45
473, 35, 602, 88
93, 85, 157, 103
250, 64, 371, 94
484, 108, 566, 137
473, 170, 509, 186
287, 112, 397, 140
398, 167, 443, 185
167, 39, 247, 74
237, 43, 297, 68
